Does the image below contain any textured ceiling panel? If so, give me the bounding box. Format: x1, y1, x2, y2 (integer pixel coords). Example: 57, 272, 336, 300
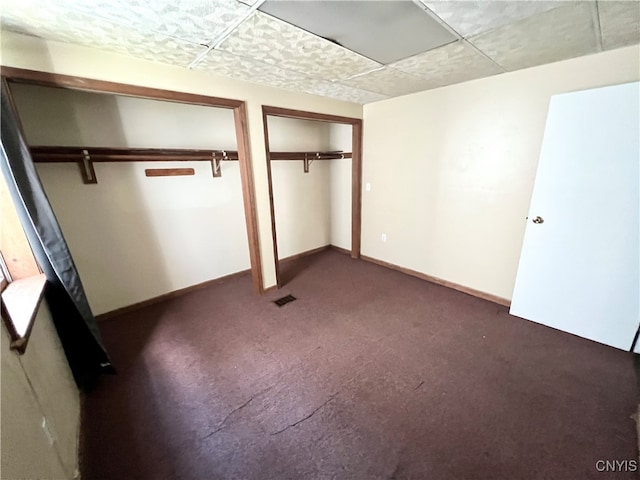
300, 79, 389, 104
469, 2, 598, 72
599, 1, 640, 50
91, 0, 251, 45
421, 0, 563, 37
1, 0, 639, 105
219, 11, 381, 81
389, 40, 503, 90
259, 0, 456, 64
194, 49, 311, 90
1, 0, 251, 46
0, 7, 205, 67
341, 67, 433, 97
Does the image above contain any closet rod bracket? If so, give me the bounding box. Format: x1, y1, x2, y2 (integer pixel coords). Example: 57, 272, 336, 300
303, 153, 316, 173
79, 149, 98, 184
212, 151, 223, 178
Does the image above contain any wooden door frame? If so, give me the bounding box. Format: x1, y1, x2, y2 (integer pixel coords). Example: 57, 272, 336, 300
1, 66, 264, 294
261, 105, 363, 289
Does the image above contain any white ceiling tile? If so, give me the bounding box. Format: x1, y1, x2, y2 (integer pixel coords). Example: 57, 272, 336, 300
598, 1, 640, 50
101, 0, 251, 45
300, 79, 389, 104
259, 1, 457, 64
195, 47, 386, 104
389, 40, 503, 89
469, 2, 599, 71
422, 1, 563, 37
1, 0, 251, 45
194, 49, 311, 90
0, 7, 205, 67
219, 11, 382, 81
341, 68, 433, 97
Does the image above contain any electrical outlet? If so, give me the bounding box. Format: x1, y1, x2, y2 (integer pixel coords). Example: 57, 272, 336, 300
381, 233, 387, 242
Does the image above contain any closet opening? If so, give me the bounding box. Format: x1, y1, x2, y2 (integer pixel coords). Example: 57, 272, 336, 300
2, 68, 263, 316
261, 106, 362, 288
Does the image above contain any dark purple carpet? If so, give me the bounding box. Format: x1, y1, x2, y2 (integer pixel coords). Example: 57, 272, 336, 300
82, 250, 638, 479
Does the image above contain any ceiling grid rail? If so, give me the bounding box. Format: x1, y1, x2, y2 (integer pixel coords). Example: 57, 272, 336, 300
412, 0, 507, 73
188, 0, 267, 69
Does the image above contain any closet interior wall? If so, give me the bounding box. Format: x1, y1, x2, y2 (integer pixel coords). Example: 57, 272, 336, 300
329, 123, 352, 251
266, 117, 352, 261
11, 84, 250, 316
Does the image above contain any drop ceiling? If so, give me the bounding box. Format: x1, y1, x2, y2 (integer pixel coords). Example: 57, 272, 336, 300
1, 1, 638, 104
258, 1, 458, 64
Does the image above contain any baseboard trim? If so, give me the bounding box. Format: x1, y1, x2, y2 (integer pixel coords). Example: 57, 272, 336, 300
95, 246, 375, 321
262, 245, 333, 293
360, 255, 511, 307
329, 245, 351, 256
95, 268, 251, 322
263, 244, 351, 292
279, 245, 331, 264
278, 244, 351, 263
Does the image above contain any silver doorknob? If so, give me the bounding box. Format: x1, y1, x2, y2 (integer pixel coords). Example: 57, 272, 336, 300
532, 216, 544, 224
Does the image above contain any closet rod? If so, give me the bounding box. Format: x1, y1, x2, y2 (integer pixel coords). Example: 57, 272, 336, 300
30, 146, 237, 162
29, 146, 352, 183
30, 147, 352, 163
269, 151, 351, 160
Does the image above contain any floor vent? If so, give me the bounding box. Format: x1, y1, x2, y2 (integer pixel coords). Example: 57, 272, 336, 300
273, 294, 296, 307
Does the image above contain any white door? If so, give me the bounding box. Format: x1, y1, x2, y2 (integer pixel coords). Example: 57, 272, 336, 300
510, 82, 639, 350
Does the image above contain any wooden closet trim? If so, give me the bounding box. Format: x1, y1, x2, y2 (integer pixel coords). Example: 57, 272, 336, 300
1, 67, 243, 108
262, 106, 363, 125
2, 67, 264, 294
261, 105, 363, 289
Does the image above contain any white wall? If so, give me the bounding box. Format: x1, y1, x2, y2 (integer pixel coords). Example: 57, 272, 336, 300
267, 117, 331, 259
0, 31, 363, 290
329, 124, 352, 251
12, 84, 249, 315
362, 45, 640, 302
12, 84, 238, 149
1, 302, 80, 479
